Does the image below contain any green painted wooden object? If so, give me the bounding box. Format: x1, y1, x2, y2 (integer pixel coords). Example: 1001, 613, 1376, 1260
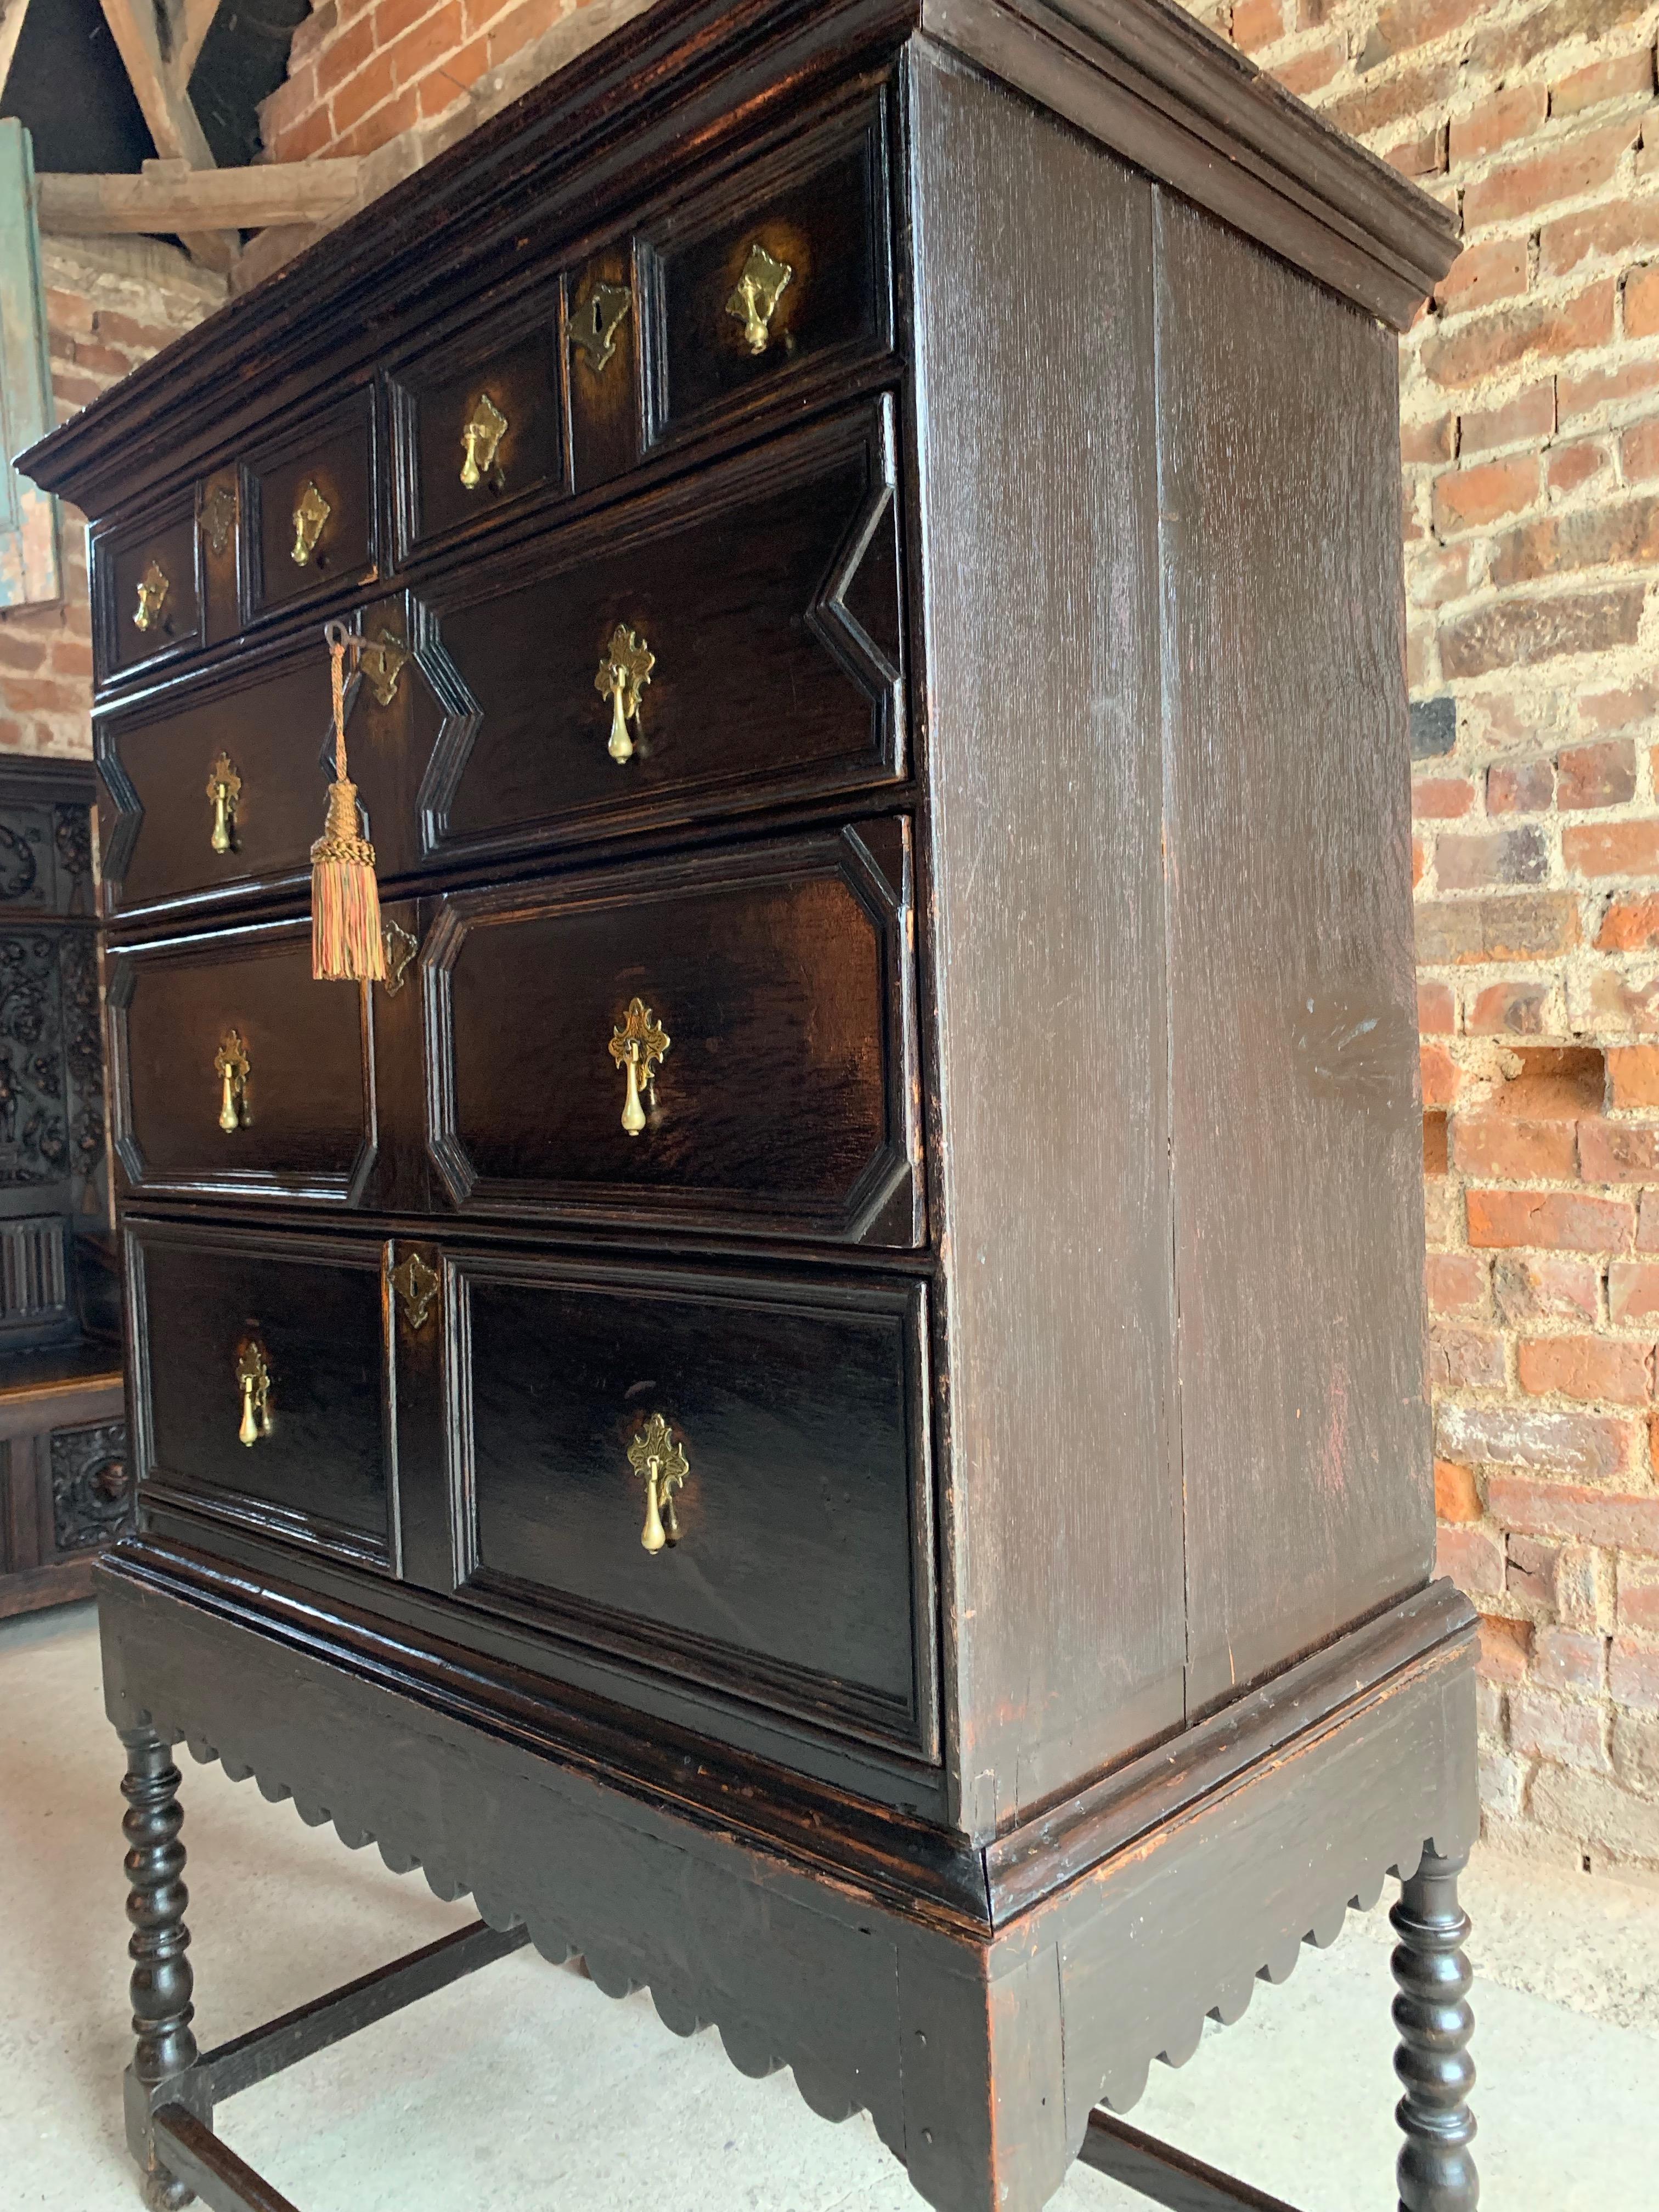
0, 118, 60, 608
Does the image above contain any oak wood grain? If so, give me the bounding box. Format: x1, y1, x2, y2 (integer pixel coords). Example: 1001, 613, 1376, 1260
1154, 190, 1431, 1714
909, 46, 1183, 1832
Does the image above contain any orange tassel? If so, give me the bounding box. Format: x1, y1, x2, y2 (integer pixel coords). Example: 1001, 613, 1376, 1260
312, 622, 386, 983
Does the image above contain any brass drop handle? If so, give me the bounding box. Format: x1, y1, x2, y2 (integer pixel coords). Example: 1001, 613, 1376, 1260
725, 242, 793, 353
215, 1028, 250, 1132
206, 752, 241, 855
608, 996, 668, 1136
235, 1333, 273, 1448
133, 559, 170, 633
459, 392, 508, 489
628, 1413, 687, 1554
291, 479, 332, 567
595, 624, 654, 763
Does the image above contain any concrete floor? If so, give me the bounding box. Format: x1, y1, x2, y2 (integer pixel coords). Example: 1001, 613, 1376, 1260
4, 1604, 1656, 2212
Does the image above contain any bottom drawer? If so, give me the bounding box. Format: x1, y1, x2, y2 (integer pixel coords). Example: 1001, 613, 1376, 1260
128, 1224, 392, 1569
452, 1254, 936, 1760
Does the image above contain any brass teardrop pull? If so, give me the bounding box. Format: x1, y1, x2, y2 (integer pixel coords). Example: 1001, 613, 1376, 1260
725, 242, 792, 353
595, 624, 654, 763
628, 1413, 687, 1554
459, 392, 508, 490
215, 1028, 251, 1131
235, 1331, 273, 1448
133, 560, 170, 633
291, 479, 331, 566
607, 997, 668, 1136
206, 752, 241, 855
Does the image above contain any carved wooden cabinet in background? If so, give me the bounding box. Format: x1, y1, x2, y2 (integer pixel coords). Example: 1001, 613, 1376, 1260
0, 753, 128, 1620
22, 3, 1475, 2208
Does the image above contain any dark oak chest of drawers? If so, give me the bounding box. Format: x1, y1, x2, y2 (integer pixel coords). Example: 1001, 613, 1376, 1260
23, 4, 1480, 2209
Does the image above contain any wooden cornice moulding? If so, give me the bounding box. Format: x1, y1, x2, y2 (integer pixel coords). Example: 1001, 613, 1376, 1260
20, 0, 1456, 520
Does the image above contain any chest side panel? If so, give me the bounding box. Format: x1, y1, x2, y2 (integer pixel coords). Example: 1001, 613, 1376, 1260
909, 46, 1184, 1829
1155, 191, 1431, 1712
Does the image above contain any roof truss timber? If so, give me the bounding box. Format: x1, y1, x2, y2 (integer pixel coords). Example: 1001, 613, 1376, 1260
98, 0, 238, 272
0, 0, 32, 100
37, 158, 361, 237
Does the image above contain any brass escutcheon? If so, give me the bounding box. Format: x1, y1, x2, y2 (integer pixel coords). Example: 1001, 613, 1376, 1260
357, 628, 407, 707
235, 1331, 273, 1448
390, 1250, 440, 1330
133, 559, 170, 633
380, 916, 419, 996
459, 391, 509, 490
215, 1028, 251, 1132
291, 479, 332, 567
607, 996, 668, 1137
206, 752, 241, 856
628, 1412, 688, 1554
569, 280, 631, 373
725, 242, 793, 354
201, 481, 238, 557
594, 623, 654, 764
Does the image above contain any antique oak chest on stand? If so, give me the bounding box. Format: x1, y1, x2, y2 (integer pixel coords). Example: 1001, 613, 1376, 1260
21, 3, 1474, 2207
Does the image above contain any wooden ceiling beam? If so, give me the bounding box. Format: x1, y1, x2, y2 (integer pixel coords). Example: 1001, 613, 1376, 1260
97, 0, 238, 273
37, 160, 363, 237
174, 0, 224, 87
0, 0, 32, 100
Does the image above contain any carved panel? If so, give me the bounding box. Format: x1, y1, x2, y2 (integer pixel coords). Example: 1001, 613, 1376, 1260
50, 1419, 132, 1553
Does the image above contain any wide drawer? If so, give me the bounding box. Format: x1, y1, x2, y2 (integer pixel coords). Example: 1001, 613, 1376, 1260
109, 917, 377, 1207
451, 1251, 935, 1757
425, 820, 921, 1244
97, 600, 422, 923
127, 1222, 392, 1570
419, 400, 904, 864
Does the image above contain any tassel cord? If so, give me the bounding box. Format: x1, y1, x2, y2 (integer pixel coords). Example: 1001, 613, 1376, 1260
312, 618, 387, 984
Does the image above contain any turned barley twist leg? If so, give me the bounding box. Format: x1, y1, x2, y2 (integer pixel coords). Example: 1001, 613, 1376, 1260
1391, 1847, 1478, 2212
120, 1726, 199, 2210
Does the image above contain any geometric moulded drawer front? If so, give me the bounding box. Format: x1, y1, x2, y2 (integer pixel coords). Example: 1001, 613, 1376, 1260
417, 401, 904, 866
96, 616, 416, 923
425, 820, 920, 1245
127, 1223, 392, 1568
108, 917, 376, 1207
455, 1253, 935, 1758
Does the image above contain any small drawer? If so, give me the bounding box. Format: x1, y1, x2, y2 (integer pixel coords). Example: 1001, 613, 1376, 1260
127, 1221, 392, 1569
421, 400, 904, 864
97, 499, 202, 682
244, 386, 376, 617
641, 94, 893, 450
391, 298, 565, 554
425, 821, 921, 1245
108, 917, 377, 1208
97, 600, 422, 924
566, 247, 640, 494
453, 1252, 934, 1757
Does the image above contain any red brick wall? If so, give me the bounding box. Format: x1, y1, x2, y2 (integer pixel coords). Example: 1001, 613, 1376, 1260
261, 0, 613, 161
255, 0, 1659, 1875
0, 239, 224, 759
1182, 0, 1659, 1879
